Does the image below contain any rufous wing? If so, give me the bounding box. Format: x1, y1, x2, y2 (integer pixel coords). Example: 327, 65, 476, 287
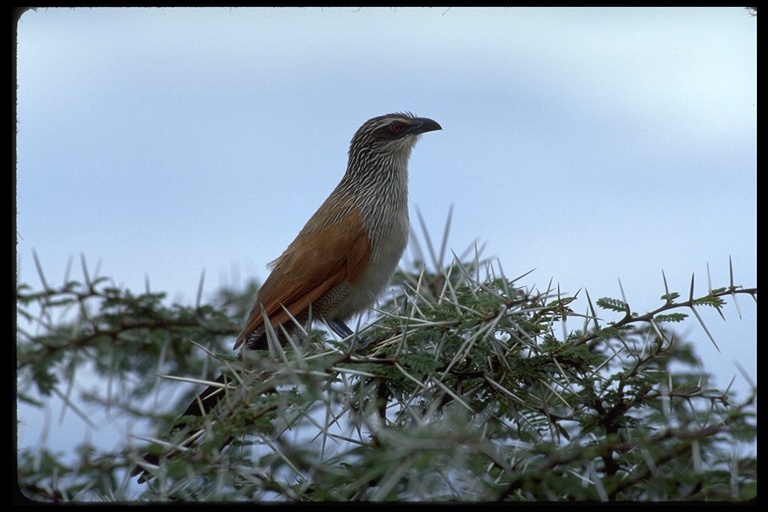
234, 206, 371, 350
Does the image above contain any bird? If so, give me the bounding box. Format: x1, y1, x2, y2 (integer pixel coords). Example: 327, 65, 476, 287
132, 112, 441, 481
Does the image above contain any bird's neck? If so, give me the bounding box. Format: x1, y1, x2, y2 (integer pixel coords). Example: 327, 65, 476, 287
337, 153, 410, 246
341, 151, 409, 202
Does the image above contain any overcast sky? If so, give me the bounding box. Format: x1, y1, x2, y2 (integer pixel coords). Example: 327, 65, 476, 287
15, 6, 756, 490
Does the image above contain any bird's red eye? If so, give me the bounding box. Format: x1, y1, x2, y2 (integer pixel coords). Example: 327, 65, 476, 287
390, 122, 403, 134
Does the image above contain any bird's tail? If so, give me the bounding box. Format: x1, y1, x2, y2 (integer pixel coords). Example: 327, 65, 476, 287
130, 373, 236, 483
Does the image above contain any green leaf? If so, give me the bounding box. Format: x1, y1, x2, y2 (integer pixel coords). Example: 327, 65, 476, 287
693, 296, 726, 308
596, 297, 629, 313
654, 313, 688, 323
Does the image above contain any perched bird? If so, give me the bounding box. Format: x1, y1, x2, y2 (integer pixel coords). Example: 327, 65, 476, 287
132, 112, 441, 481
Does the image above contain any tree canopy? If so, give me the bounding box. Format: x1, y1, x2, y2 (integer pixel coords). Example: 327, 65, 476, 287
15, 239, 756, 502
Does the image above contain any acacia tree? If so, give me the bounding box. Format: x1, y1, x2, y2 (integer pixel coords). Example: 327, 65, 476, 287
16, 232, 756, 502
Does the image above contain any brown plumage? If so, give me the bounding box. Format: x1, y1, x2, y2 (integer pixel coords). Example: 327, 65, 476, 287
132, 112, 441, 481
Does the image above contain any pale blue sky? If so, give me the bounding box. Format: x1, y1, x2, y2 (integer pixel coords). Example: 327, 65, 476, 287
15, 7, 756, 490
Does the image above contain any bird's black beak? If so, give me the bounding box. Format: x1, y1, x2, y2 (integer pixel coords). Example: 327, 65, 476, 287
410, 117, 442, 135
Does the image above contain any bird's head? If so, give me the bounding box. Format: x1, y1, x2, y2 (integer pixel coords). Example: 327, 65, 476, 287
347, 112, 442, 171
